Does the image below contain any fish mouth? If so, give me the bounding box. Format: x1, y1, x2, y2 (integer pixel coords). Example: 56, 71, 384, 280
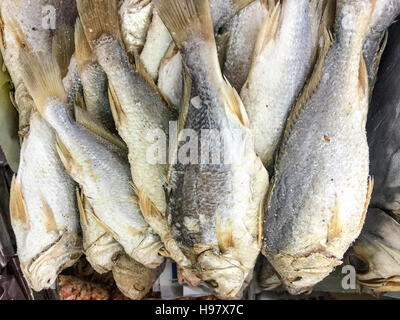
21, 231, 82, 292
196, 250, 247, 299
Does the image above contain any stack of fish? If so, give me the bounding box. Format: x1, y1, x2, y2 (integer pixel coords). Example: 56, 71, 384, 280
0, 0, 399, 300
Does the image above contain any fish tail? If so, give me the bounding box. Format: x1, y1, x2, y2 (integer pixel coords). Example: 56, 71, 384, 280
253, 0, 281, 58
76, 0, 121, 48
74, 18, 95, 74
153, 0, 214, 48
335, 0, 375, 40
19, 50, 66, 116
52, 24, 75, 79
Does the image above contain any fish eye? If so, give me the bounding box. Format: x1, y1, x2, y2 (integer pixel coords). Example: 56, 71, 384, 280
348, 254, 369, 274
206, 280, 219, 288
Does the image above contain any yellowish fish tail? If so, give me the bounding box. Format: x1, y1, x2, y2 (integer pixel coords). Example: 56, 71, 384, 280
74, 18, 95, 74
76, 0, 121, 48
52, 24, 75, 79
19, 50, 66, 117
253, 0, 281, 59
153, 0, 214, 48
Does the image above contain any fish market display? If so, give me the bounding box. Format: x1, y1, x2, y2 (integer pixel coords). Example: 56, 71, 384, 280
263, 0, 373, 294
155, 0, 269, 298
2, 0, 400, 300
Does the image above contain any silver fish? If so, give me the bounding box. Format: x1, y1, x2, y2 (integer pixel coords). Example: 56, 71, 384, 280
119, 0, 153, 55
222, 0, 267, 92
240, 0, 315, 169
76, 0, 192, 275
155, 0, 269, 298
10, 111, 82, 291
19, 48, 164, 269
263, 0, 374, 294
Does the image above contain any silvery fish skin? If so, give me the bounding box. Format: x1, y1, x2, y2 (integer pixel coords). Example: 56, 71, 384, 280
209, 0, 255, 33
119, 0, 153, 55
76, 0, 190, 272
75, 20, 115, 132
113, 254, 165, 300
18, 47, 165, 268
367, 20, 400, 216
363, 0, 400, 88
10, 111, 82, 292
140, 0, 254, 82
0, 52, 20, 172
0, 0, 77, 136
223, 0, 267, 92
62, 55, 83, 113
140, 11, 172, 81
240, 0, 314, 169
263, 0, 373, 294
155, 0, 269, 298
43, 102, 164, 269
157, 45, 183, 109
347, 208, 400, 292
77, 190, 123, 274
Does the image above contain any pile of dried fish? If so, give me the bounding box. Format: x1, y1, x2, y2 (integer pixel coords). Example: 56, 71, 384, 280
0, 0, 399, 300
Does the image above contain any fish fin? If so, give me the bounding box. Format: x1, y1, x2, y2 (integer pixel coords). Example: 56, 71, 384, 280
137, 187, 165, 219
257, 201, 263, 249
134, 51, 176, 112
18, 50, 66, 116
358, 54, 368, 97
76, 0, 121, 47
153, 0, 214, 48
327, 197, 343, 242
216, 216, 234, 252
74, 101, 128, 151
108, 83, 126, 128
74, 18, 95, 74
233, 0, 256, 11
253, 1, 281, 59
178, 66, 192, 135
52, 24, 75, 79
39, 194, 58, 232
88, 207, 120, 241
76, 188, 88, 227
216, 31, 230, 66
222, 77, 250, 128
9, 175, 30, 230
278, 26, 332, 163
358, 176, 374, 232
55, 135, 74, 173
370, 31, 388, 92
2, 14, 32, 51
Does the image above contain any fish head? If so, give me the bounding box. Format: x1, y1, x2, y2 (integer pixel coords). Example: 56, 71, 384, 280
269, 251, 341, 295
21, 231, 82, 292
197, 250, 246, 299
112, 255, 165, 300
85, 236, 123, 274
